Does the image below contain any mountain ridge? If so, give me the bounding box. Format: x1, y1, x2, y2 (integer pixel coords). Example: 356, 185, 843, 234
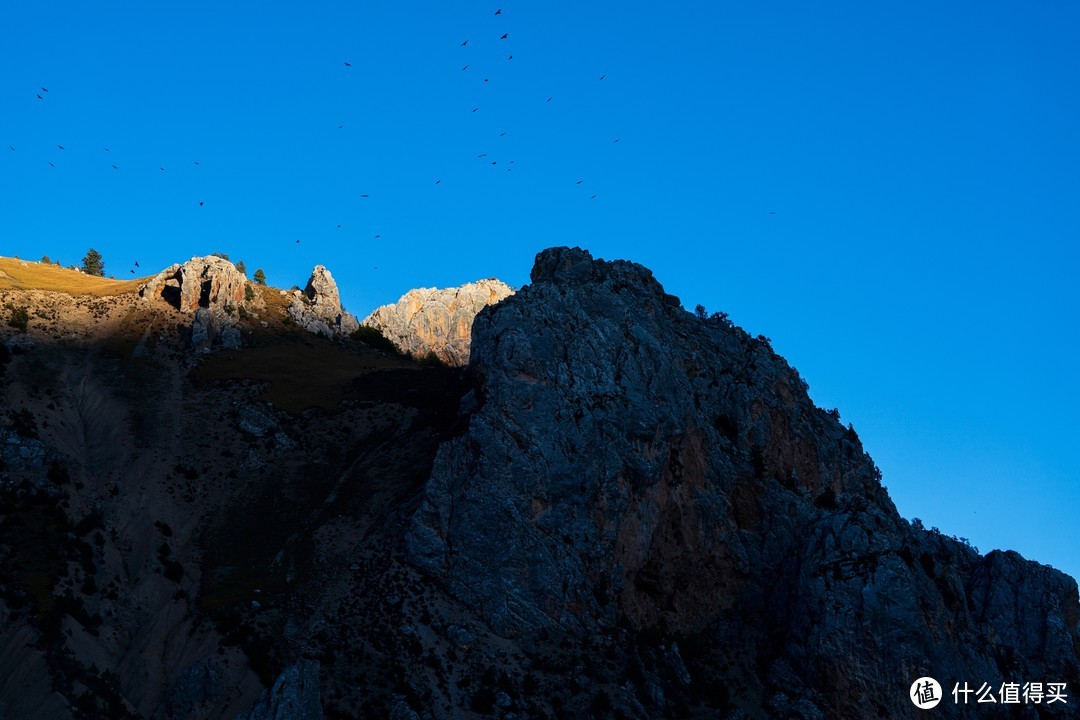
0, 247, 1076, 719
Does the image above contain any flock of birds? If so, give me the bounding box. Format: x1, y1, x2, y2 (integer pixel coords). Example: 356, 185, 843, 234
9, 8, 777, 276
9, 6, 631, 272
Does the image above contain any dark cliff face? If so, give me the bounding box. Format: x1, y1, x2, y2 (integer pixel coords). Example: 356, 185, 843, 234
408, 246, 1080, 717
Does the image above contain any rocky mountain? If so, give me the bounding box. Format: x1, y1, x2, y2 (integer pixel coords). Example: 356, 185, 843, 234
0, 250, 1076, 719
361, 279, 514, 366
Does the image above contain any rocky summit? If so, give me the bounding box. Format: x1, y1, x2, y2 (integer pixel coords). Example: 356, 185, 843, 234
362, 278, 514, 366
0, 249, 1076, 720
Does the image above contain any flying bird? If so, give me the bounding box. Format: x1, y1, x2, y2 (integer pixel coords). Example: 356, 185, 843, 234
134, 261, 139, 267
478, 153, 487, 157
360, 194, 370, 198
160, 167, 165, 171
483, 78, 489, 83
36, 94, 43, 100
494, 9, 501, 14
472, 107, 478, 112
769, 211, 776, 215
111, 164, 118, 169
194, 161, 200, 165
374, 235, 381, 239
337, 224, 341, 228
344, 61, 352, 67
576, 180, 583, 184
462, 65, 468, 71
296, 239, 300, 244
49, 162, 54, 167
461, 39, 469, 46
547, 97, 552, 102
599, 74, 606, 80
338, 124, 344, 128
499, 132, 507, 136
613, 138, 620, 143
41, 87, 48, 92
57, 145, 64, 150
104, 147, 110, 151
199, 201, 205, 206
500, 33, 508, 39
130, 269, 135, 274
435, 179, 441, 184
507, 54, 513, 60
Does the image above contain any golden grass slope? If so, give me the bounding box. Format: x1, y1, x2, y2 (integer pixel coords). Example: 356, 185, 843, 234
0, 257, 146, 296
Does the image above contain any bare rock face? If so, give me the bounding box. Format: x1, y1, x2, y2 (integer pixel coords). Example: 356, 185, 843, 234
407, 246, 1080, 717
235, 660, 323, 720
361, 279, 514, 366
287, 265, 359, 338
140, 256, 249, 352
140, 255, 247, 314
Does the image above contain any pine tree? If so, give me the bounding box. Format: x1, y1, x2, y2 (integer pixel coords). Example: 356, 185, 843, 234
253, 268, 266, 285
81, 249, 105, 277
236, 260, 247, 276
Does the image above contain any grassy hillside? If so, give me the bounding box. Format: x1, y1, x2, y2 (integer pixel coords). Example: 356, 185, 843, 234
0, 257, 146, 296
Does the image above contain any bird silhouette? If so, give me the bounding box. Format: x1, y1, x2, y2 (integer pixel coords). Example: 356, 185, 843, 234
461, 40, 469, 46
338, 124, 344, 128
507, 54, 513, 60
462, 65, 468, 71
337, 224, 342, 228
49, 162, 54, 167
41, 87, 48, 92
483, 78, 489, 83
769, 211, 776, 215
57, 145, 64, 150
134, 261, 139, 267
111, 164, 118, 169
130, 269, 135, 274
104, 147, 110, 151
194, 161, 200, 165
472, 107, 478, 112
613, 138, 620, 143
494, 9, 501, 15
199, 201, 204, 206
599, 74, 606, 80
591, 195, 597, 199
296, 239, 300, 244
360, 194, 370, 198
547, 97, 552, 102
435, 179, 441, 184
160, 167, 165, 171
478, 153, 487, 157
491, 161, 497, 165
500, 33, 508, 39
36, 94, 43, 100
344, 61, 352, 67
374, 235, 381, 239
576, 180, 583, 184
499, 132, 507, 136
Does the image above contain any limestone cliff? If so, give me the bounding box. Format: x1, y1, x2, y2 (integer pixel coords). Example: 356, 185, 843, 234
287, 265, 359, 338
407, 246, 1080, 717
361, 279, 513, 366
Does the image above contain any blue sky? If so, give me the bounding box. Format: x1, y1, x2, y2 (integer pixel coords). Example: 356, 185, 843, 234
3, 1, 1078, 581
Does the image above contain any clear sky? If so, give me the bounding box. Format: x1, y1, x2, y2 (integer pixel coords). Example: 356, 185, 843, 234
3, 2, 1078, 581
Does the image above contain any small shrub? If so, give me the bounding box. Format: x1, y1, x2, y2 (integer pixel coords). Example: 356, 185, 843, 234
41, 255, 50, 264
353, 325, 404, 356
6, 303, 29, 331
236, 260, 247, 276
418, 350, 446, 368
244, 283, 256, 301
